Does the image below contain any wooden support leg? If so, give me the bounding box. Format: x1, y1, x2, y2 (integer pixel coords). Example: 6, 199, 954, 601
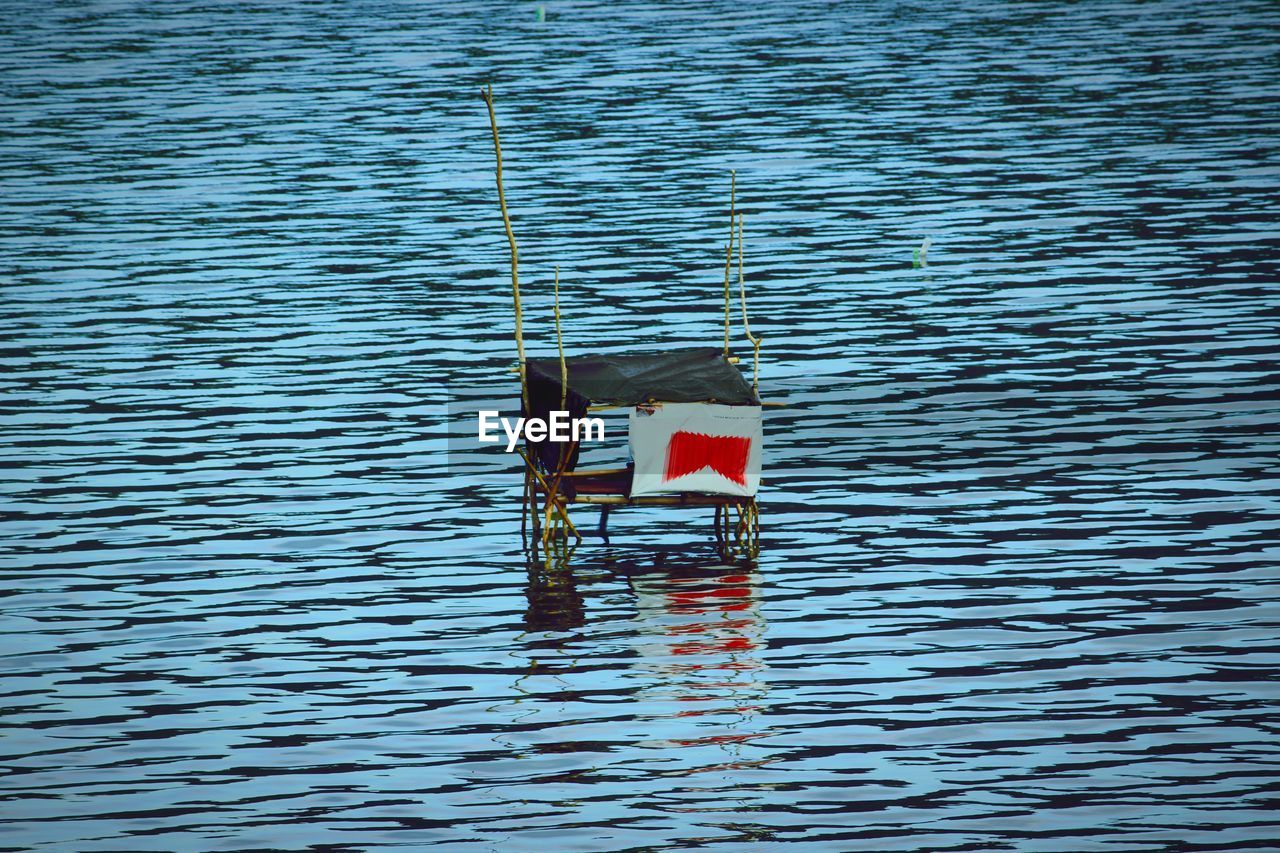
748, 498, 759, 556
530, 470, 541, 538
543, 495, 579, 543
540, 440, 581, 546
515, 448, 574, 539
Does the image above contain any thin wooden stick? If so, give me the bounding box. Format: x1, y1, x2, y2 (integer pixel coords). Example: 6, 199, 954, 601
514, 445, 579, 545
544, 496, 579, 542
543, 496, 579, 546
554, 266, 566, 410
525, 356, 737, 376
723, 170, 735, 355
516, 448, 574, 529
723, 240, 733, 355
480, 84, 528, 415
737, 213, 762, 394
571, 494, 751, 506
521, 467, 529, 540
550, 265, 577, 542
529, 469, 541, 537
561, 466, 630, 478
542, 439, 581, 543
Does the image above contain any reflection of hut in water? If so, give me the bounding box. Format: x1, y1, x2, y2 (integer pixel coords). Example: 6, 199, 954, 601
514, 551, 770, 764
479, 87, 771, 559
624, 558, 768, 740
521, 560, 585, 634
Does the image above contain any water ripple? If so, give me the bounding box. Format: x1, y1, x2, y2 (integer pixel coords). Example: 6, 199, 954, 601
3, 0, 1280, 849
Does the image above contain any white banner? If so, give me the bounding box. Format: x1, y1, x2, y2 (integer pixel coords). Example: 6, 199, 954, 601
629, 403, 763, 497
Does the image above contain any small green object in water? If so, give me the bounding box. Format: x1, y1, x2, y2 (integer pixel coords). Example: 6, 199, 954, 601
537, 5, 545, 22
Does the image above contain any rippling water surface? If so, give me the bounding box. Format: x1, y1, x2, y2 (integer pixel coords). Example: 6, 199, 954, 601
4, 1, 1280, 849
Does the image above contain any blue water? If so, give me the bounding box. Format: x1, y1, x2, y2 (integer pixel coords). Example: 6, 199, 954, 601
3, 1, 1280, 850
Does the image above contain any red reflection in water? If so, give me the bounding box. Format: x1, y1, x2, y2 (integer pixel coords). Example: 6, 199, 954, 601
660, 572, 760, 659
632, 565, 771, 773
634, 566, 766, 700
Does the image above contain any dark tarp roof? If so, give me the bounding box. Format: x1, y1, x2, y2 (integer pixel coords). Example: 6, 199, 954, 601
526, 347, 759, 407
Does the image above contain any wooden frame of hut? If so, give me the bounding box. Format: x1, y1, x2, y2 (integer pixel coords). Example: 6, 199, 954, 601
481, 87, 765, 559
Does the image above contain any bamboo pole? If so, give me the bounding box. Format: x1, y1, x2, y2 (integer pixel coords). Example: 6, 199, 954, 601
561, 466, 630, 478
542, 439, 581, 545
529, 468, 541, 538
554, 266, 566, 410
516, 448, 575, 529
737, 213, 762, 394
572, 493, 753, 506
723, 240, 733, 355
521, 467, 529, 540
521, 356, 738, 375
723, 170, 735, 355
546, 266, 579, 546
480, 84, 528, 415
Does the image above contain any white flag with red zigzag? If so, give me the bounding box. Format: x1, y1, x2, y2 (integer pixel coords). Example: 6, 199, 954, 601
629, 403, 763, 497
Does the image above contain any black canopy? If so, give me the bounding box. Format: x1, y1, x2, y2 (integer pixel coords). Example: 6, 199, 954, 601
526, 347, 759, 407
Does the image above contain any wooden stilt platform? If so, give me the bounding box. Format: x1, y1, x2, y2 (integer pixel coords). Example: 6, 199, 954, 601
484, 87, 767, 562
